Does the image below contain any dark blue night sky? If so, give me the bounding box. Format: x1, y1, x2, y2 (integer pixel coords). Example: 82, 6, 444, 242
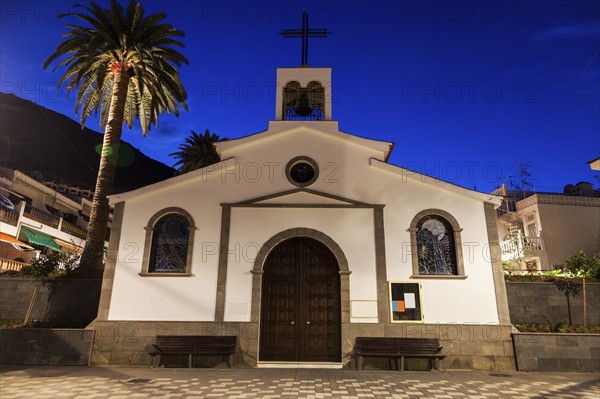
1, 0, 599, 193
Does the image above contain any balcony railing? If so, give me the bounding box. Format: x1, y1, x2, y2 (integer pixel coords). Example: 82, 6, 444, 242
23, 204, 60, 229
60, 220, 87, 240
500, 239, 519, 257
500, 233, 543, 262
523, 236, 543, 251
5, 204, 102, 246
0, 257, 27, 271
0, 208, 19, 226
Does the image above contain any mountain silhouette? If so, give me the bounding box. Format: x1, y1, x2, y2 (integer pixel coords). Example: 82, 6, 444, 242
0, 93, 175, 194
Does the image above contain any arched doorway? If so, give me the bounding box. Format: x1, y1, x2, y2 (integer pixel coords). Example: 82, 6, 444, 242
259, 237, 341, 362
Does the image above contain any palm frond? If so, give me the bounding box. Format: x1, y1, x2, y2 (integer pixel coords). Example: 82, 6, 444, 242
44, 0, 188, 131
170, 130, 228, 174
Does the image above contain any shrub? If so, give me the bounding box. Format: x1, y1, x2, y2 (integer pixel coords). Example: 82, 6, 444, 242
542, 315, 566, 333
22, 252, 80, 281
563, 251, 600, 279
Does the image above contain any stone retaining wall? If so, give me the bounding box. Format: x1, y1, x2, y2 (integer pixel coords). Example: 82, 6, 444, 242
513, 333, 600, 372
0, 328, 95, 365
505, 281, 600, 325
0, 278, 101, 325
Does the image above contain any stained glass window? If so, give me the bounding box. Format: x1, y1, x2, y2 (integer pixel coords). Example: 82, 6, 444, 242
290, 162, 315, 184
416, 216, 457, 275
286, 156, 319, 187
148, 214, 189, 273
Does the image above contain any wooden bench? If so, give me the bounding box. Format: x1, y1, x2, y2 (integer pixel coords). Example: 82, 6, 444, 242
355, 337, 446, 371
148, 335, 237, 368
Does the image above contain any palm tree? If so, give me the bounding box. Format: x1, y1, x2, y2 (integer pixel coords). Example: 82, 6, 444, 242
170, 130, 228, 175
44, 0, 188, 274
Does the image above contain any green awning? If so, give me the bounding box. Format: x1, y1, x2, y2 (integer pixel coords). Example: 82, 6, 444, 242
21, 228, 62, 252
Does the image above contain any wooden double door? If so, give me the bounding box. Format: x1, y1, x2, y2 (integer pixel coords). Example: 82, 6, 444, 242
259, 237, 341, 362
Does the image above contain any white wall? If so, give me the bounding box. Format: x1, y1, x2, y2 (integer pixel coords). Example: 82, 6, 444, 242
381, 182, 500, 324
107, 125, 500, 324
107, 193, 221, 321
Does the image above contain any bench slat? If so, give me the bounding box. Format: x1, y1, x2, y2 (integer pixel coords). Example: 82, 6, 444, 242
355, 337, 446, 371
149, 335, 237, 368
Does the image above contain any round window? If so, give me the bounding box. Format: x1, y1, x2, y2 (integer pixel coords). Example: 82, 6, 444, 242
286, 156, 319, 187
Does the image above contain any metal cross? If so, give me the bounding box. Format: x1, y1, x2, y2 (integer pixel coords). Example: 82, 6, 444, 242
281, 12, 330, 67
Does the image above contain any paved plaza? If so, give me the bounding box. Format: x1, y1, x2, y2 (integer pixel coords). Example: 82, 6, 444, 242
1, 366, 599, 398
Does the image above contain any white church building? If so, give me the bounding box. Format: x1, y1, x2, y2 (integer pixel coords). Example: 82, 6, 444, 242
91, 66, 514, 370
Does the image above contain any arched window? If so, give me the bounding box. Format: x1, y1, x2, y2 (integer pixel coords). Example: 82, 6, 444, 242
416, 216, 456, 275
141, 208, 195, 276
408, 210, 465, 278
149, 214, 189, 272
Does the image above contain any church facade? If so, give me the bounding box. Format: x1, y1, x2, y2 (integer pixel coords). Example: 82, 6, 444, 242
91, 67, 514, 370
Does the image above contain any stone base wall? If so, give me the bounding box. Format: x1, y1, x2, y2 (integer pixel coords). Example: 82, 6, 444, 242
89, 321, 259, 367
513, 333, 600, 372
89, 321, 515, 370
345, 324, 515, 370
0, 328, 95, 365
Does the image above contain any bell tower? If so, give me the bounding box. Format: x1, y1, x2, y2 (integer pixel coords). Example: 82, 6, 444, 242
275, 12, 332, 121
275, 68, 332, 121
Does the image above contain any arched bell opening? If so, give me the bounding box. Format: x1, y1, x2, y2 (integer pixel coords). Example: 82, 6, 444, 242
282, 80, 325, 121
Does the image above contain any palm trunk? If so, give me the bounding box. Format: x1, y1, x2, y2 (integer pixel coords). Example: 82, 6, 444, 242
79, 70, 130, 275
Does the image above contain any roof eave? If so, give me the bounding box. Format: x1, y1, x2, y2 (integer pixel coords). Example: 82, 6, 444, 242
369, 158, 502, 206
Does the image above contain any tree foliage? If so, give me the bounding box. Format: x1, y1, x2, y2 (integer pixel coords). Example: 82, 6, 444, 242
562, 250, 600, 279
170, 129, 228, 175
43, 0, 188, 134
21, 253, 80, 281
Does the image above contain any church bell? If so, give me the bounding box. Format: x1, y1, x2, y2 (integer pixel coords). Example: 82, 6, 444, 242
295, 93, 313, 117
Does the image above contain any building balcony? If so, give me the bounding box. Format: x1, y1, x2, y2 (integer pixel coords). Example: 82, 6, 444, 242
0, 208, 19, 226
500, 233, 543, 262
23, 204, 60, 229
4, 203, 91, 250
60, 220, 87, 240
0, 257, 27, 271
